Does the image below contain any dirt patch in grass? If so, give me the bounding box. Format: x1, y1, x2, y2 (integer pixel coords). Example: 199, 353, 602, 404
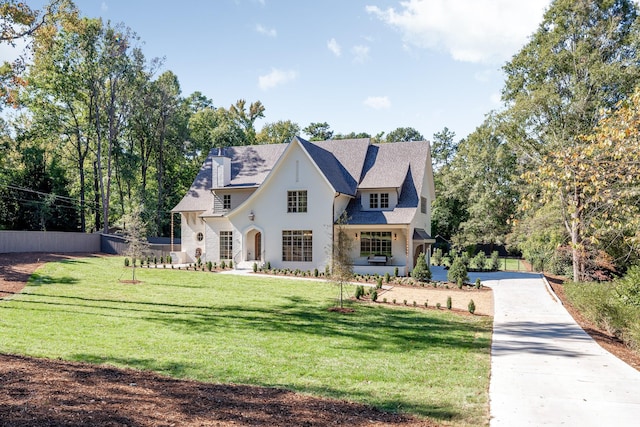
0, 253, 438, 426
376, 284, 493, 316
545, 274, 640, 372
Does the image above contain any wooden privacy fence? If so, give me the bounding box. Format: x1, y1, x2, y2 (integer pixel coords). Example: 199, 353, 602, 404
0, 230, 100, 253
0, 231, 179, 257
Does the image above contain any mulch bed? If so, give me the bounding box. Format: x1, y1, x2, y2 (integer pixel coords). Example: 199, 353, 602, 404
0, 253, 437, 426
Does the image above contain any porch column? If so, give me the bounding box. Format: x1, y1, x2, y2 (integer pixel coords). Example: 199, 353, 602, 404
170, 213, 174, 252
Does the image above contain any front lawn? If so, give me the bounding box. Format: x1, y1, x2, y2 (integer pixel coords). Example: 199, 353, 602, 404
0, 256, 491, 426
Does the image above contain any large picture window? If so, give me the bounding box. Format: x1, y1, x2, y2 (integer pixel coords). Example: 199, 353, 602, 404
287, 190, 308, 213
220, 231, 233, 260
282, 230, 312, 262
360, 231, 392, 257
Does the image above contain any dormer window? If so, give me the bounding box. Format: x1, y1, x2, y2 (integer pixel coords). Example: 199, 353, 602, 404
370, 193, 378, 209
369, 193, 389, 209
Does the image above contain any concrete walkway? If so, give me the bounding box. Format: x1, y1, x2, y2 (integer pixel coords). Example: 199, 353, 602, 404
486, 275, 640, 426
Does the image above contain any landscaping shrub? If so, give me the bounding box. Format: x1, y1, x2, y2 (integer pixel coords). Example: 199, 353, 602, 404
436, 302, 441, 309
490, 251, 500, 271
616, 265, 640, 307
376, 277, 383, 288
413, 301, 417, 307
565, 279, 640, 350
448, 257, 469, 285
253, 262, 258, 273
394, 267, 399, 277
473, 252, 486, 270
468, 299, 476, 314
383, 297, 387, 303
475, 278, 482, 289
124, 258, 130, 267
412, 252, 431, 282
446, 296, 452, 310
355, 285, 365, 299
384, 272, 390, 283
229, 260, 233, 269
371, 290, 378, 302
403, 299, 408, 305
220, 261, 226, 269
424, 300, 428, 308
266, 261, 271, 270
432, 248, 443, 266
314, 268, 319, 277
457, 278, 463, 289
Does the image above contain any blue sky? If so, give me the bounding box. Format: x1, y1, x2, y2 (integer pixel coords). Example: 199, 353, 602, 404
12, 0, 554, 141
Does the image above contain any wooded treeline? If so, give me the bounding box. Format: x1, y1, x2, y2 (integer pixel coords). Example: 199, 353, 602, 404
2, 0, 640, 280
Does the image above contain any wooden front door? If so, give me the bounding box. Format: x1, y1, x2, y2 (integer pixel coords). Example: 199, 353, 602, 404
255, 232, 261, 261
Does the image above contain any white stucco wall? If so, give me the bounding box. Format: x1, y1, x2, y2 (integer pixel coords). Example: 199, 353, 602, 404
180, 211, 206, 262
229, 141, 336, 271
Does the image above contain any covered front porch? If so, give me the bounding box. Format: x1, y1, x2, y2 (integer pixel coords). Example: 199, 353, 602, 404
339, 224, 435, 277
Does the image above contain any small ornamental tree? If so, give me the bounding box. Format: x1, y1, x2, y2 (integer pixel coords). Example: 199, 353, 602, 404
332, 213, 354, 309
122, 204, 150, 282
411, 252, 431, 282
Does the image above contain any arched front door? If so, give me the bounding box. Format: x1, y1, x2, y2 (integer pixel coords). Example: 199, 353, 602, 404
254, 232, 262, 261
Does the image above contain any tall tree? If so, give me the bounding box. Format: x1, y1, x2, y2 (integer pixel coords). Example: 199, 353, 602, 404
229, 99, 265, 144
385, 127, 424, 142
256, 120, 300, 144
502, 0, 640, 280
303, 122, 333, 141
431, 127, 457, 170
450, 115, 517, 248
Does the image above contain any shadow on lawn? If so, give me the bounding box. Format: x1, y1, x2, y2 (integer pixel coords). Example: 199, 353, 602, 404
145, 296, 492, 355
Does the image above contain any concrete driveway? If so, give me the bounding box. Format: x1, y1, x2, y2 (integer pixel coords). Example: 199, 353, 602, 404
485, 275, 640, 426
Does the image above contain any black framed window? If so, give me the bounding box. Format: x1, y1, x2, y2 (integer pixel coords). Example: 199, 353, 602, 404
360, 231, 392, 257
223, 194, 231, 210
282, 230, 312, 261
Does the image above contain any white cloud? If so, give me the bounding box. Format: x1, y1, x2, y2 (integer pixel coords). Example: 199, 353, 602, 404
327, 38, 341, 57
101, 2, 108, 12
352, 45, 370, 63
363, 96, 391, 109
366, 0, 549, 64
258, 68, 298, 90
256, 24, 277, 37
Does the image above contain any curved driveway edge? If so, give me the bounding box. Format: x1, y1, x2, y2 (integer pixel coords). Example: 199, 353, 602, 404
486, 275, 640, 426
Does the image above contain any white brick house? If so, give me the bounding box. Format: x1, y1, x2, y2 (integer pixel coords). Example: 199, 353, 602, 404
171, 136, 435, 276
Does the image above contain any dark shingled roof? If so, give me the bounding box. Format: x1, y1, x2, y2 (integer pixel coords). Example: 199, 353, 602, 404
173, 138, 434, 225
345, 141, 432, 225
172, 144, 286, 212
298, 137, 369, 196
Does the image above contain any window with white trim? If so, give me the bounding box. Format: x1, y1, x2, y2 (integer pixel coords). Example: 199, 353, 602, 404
220, 231, 233, 259
380, 193, 389, 209
282, 230, 312, 262
287, 190, 307, 213
223, 194, 231, 210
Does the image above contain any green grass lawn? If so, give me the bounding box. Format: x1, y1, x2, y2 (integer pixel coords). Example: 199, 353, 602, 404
0, 256, 491, 426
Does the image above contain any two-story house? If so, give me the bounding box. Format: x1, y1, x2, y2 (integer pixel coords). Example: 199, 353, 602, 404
171, 136, 435, 276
